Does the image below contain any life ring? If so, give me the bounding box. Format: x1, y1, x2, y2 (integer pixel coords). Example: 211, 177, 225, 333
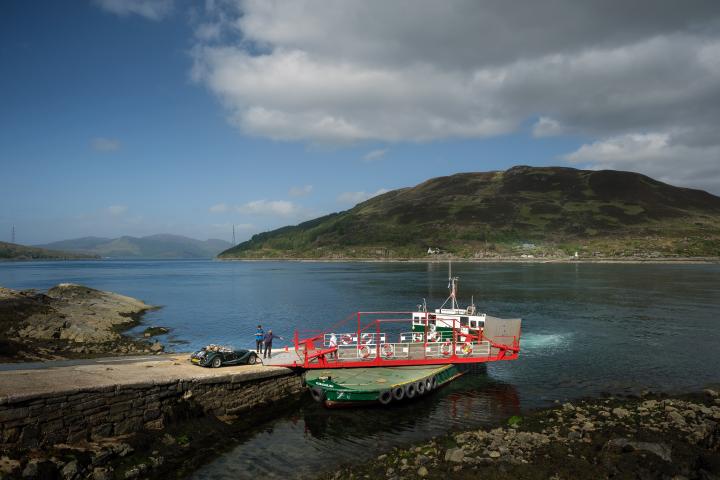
378, 390, 393, 405
440, 342, 452, 356
427, 331, 440, 342
392, 386, 405, 401
461, 342, 473, 356
412, 333, 423, 342
361, 333, 374, 344
358, 345, 371, 359
404, 383, 416, 399
415, 380, 426, 396
310, 387, 325, 403
382, 343, 394, 358
341, 334, 353, 345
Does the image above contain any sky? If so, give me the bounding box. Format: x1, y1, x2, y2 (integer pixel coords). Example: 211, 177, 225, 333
1, 0, 719, 245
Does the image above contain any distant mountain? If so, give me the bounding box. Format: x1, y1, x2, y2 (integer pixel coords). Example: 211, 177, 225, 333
0, 241, 98, 260
38, 234, 232, 259
219, 166, 720, 259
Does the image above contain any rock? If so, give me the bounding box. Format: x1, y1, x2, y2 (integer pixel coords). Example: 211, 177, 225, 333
92, 467, 112, 480
150, 341, 163, 352
489, 451, 501, 459
704, 389, 718, 398
22, 459, 39, 478
445, 448, 465, 463
567, 431, 582, 441
668, 411, 686, 426
642, 400, 658, 409
605, 438, 672, 462
612, 407, 630, 418
582, 422, 594, 431
61, 460, 79, 480
417, 466, 428, 477
0, 456, 21, 475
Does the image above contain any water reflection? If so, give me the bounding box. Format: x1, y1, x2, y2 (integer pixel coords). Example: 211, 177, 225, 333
191, 368, 520, 480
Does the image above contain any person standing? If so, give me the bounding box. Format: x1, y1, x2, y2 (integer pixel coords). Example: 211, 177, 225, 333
255, 325, 264, 353
328, 333, 338, 359
263, 329, 283, 359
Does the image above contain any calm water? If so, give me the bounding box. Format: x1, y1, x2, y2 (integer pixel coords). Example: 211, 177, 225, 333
1, 260, 719, 478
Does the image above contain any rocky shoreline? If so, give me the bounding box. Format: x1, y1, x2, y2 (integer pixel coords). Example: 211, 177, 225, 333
0, 284, 165, 362
333, 389, 720, 480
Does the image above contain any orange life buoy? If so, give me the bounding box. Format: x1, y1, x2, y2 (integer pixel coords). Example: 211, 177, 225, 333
359, 345, 371, 358
461, 342, 473, 356
382, 343, 394, 358
341, 334, 353, 345
440, 342, 452, 356
427, 331, 440, 342
361, 333, 374, 344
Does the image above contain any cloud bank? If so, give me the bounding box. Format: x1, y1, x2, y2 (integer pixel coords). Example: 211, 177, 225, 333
191, 0, 720, 191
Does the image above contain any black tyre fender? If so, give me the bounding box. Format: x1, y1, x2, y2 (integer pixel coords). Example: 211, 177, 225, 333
310, 387, 325, 403
430, 376, 438, 389
378, 389, 392, 405
391, 386, 405, 401
211, 357, 222, 368
404, 383, 416, 399
415, 381, 425, 396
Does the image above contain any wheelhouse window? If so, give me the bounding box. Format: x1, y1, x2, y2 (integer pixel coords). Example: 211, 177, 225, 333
460, 316, 469, 327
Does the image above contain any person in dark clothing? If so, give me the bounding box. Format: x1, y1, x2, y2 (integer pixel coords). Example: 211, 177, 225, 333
263, 329, 282, 359
255, 325, 264, 353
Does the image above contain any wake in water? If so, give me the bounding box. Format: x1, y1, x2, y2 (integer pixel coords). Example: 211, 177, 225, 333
520, 332, 574, 356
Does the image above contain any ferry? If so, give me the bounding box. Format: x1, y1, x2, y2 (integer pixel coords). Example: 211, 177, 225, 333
265, 265, 521, 371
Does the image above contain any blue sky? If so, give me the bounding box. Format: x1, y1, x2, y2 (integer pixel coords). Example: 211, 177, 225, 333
2, 1, 719, 244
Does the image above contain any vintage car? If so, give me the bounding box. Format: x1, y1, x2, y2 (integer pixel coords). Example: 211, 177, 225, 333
190, 344, 259, 368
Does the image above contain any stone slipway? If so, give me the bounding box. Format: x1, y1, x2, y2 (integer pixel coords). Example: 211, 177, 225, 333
0, 354, 292, 402
0, 354, 303, 448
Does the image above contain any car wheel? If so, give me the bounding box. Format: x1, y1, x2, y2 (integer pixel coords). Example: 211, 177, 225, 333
248, 354, 257, 365
212, 357, 222, 368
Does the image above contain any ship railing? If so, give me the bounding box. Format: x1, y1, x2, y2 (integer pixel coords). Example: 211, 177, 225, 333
332, 343, 412, 361
424, 340, 491, 358
322, 332, 387, 347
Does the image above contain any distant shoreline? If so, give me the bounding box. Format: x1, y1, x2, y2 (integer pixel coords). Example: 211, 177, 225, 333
217, 256, 720, 265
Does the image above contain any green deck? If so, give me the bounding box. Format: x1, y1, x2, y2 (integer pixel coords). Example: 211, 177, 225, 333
304, 365, 461, 405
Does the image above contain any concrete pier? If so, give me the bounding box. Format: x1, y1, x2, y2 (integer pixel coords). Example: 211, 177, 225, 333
0, 354, 303, 448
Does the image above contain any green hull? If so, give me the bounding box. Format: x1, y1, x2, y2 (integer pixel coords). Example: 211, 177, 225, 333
304, 365, 462, 407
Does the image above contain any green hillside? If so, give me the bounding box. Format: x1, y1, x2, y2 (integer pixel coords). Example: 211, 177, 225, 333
0, 242, 98, 260
219, 166, 720, 259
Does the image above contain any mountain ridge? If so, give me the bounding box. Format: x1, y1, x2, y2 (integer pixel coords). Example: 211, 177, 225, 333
0, 242, 99, 260
38, 234, 232, 259
219, 166, 720, 259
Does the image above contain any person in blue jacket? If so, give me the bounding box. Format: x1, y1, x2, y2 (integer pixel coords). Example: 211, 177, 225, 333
255, 325, 264, 353
263, 329, 283, 359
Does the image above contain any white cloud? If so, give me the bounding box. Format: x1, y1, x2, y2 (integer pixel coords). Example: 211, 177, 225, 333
532, 117, 565, 138
289, 185, 313, 197
107, 205, 128, 216
209, 203, 229, 213
564, 131, 720, 193
93, 0, 173, 20
337, 189, 389, 205
91, 137, 121, 152
190, 2, 720, 189
235, 200, 299, 216
363, 149, 388, 162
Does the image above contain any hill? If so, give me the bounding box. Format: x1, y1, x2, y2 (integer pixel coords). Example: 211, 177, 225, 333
0, 241, 98, 260
219, 166, 720, 259
38, 234, 232, 259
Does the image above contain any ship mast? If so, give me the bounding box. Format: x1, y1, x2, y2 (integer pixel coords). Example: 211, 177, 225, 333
440, 261, 460, 311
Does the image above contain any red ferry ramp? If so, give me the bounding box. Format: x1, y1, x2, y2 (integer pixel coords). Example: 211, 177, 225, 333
262, 311, 521, 370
